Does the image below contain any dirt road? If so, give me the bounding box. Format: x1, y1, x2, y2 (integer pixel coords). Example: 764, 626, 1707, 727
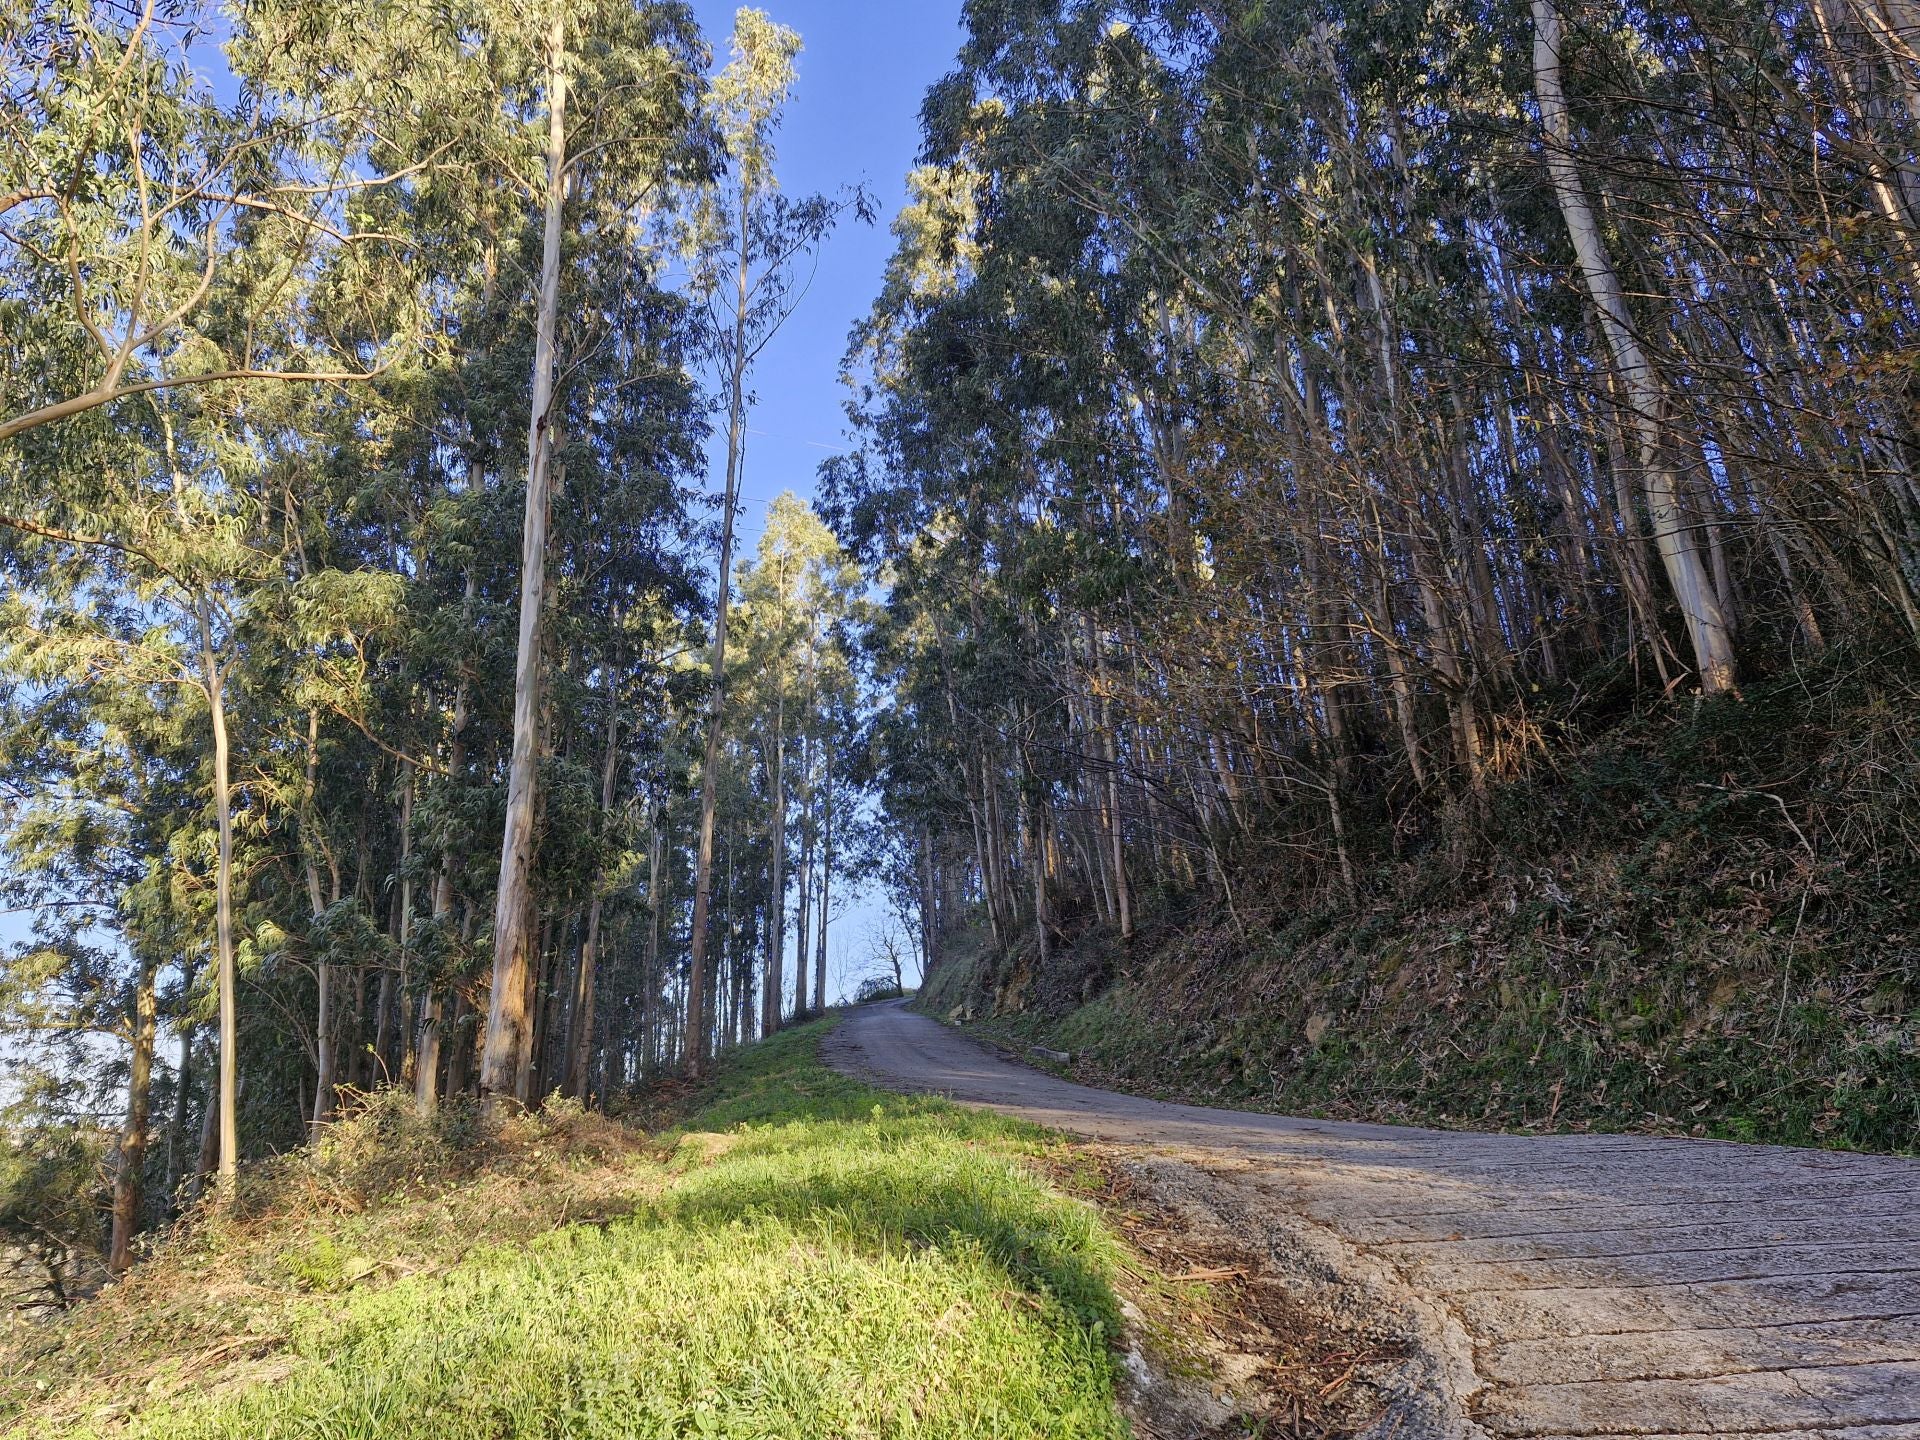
824, 1000, 1920, 1439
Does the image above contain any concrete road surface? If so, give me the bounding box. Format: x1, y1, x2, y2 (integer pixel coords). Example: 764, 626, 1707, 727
824, 999, 1920, 1439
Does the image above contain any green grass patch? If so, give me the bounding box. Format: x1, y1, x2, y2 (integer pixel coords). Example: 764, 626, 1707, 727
8, 1021, 1131, 1440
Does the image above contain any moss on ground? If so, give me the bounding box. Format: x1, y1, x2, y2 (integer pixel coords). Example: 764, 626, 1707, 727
955, 962, 1918, 1152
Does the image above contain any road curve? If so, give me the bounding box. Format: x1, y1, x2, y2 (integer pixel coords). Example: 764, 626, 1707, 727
824, 999, 1920, 1440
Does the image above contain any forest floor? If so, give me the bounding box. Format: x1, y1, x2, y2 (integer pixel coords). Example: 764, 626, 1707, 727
4, 1015, 1378, 1440
827, 999, 1920, 1439
922, 662, 1920, 1158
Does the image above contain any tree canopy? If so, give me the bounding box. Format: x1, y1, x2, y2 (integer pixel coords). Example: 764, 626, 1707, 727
2, 1, 867, 1269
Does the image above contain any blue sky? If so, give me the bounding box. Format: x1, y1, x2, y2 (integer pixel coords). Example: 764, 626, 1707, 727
685, 1, 965, 997
685, 0, 963, 554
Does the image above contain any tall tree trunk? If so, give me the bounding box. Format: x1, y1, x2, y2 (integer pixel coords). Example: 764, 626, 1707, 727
814, 758, 831, 1013
390, 769, 415, 1085
565, 705, 621, 1099
414, 855, 460, 1116
714, 912, 727, 1053
794, 734, 812, 1013
963, 755, 1002, 951
982, 758, 1015, 947
346, 964, 367, 1090
565, 903, 601, 1101
931, 617, 1003, 951
1594, 381, 1678, 686
518, 913, 553, 1102
1532, 0, 1737, 694
1094, 638, 1132, 941
445, 980, 473, 1101
482, 10, 567, 1106
108, 955, 157, 1272
1769, 527, 1828, 654
764, 684, 785, 1037
303, 709, 338, 1138
162, 1015, 193, 1204
642, 803, 664, 1077
1371, 548, 1429, 791
198, 599, 239, 1191
412, 867, 453, 1113
920, 821, 937, 979
1030, 797, 1051, 974
376, 776, 411, 1088
413, 988, 444, 1114
1808, 0, 1920, 288
686, 200, 755, 1077
190, 1055, 219, 1201
416, 665, 469, 1116
1411, 535, 1483, 787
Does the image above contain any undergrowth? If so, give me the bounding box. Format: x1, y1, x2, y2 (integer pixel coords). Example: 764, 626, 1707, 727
4, 1022, 1132, 1439
925, 659, 1920, 1154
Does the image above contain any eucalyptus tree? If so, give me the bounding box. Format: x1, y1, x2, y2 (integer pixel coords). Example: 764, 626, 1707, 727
0, 0, 431, 445
1531, 0, 1738, 695
476, 0, 708, 1106
0, 0, 813, 1266
733, 493, 863, 1032
677, 8, 864, 1073
0, 595, 200, 1269
734, 500, 809, 1035
836, 0, 1920, 991
539, 260, 705, 1103
0, 0, 463, 1184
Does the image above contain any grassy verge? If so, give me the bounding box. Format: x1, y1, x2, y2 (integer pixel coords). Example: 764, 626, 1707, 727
5, 1020, 1135, 1439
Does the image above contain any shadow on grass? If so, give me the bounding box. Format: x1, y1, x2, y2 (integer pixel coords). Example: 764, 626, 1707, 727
655, 1151, 1120, 1337
644, 1018, 1124, 1341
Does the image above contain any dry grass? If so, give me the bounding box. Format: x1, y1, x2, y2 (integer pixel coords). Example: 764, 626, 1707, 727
5, 1096, 661, 1434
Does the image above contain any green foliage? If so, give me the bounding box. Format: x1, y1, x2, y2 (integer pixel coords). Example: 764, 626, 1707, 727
274, 1232, 348, 1293
12, 1023, 1128, 1440
0, 1112, 104, 1258
0, 0, 720, 1199
840, 0, 1920, 1180
933, 661, 1920, 1154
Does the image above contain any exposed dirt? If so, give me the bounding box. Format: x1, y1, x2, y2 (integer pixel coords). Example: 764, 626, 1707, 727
1069, 1147, 1459, 1438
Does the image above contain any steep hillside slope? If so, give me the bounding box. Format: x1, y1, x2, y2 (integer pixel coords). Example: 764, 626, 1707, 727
922, 674, 1920, 1154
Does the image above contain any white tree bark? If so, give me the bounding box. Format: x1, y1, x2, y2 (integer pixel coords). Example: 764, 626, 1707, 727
198, 599, 239, 1187
1532, 0, 1737, 694
763, 684, 785, 1037
684, 200, 754, 1073
481, 9, 567, 1105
